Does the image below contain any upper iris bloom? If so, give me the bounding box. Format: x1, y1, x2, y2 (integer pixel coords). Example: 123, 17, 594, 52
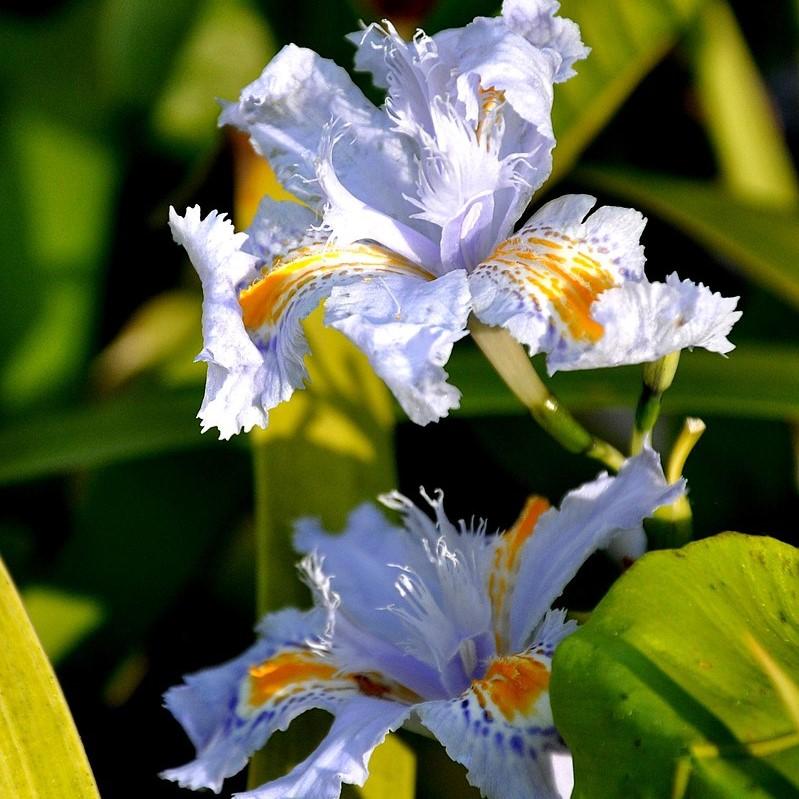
170, 0, 740, 439
162, 449, 682, 799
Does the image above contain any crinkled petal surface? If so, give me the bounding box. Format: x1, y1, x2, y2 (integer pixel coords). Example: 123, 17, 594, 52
235, 696, 411, 799
169, 206, 268, 440
501, 0, 590, 82
416, 613, 574, 799
508, 448, 683, 652
243, 197, 320, 261
220, 45, 415, 219
325, 269, 471, 424
547, 272, 742, 372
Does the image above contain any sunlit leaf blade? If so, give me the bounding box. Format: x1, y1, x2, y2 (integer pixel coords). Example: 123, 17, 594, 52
450, 343, 799, 419
551, 0, 705, 182
691, 0, 799, 206
550, 534, 799, 798
577, 165, 799, 308
0, 559, 101, 799
356, 734, 416, 799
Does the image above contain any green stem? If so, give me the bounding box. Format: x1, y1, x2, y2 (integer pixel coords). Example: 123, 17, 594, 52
247, 428, 319, 789
631, 352, 681, 454
645, 417, 706, 549
469, 318, 625, 472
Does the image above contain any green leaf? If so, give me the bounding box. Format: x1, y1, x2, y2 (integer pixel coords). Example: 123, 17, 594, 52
552, 0, 705, 182
151, 0, 276, 152
690, 0, 799, 207
0, 559, 101, 799
576, 165, 799, 309
449, 343, 799, 419
0, 387, 218, 486
551, 533, 799, 798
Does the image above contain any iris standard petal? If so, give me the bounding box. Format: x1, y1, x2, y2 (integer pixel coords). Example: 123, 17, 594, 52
169, 206, 268, 440
243, 197, 319, 261
325, 268, 471, 425
416, 615, 573, 799
501, 0, 590, 82
507, 448, 683, 652
235, 696, 412, 799
220, 44, 419, 232
546, 272, 742, 373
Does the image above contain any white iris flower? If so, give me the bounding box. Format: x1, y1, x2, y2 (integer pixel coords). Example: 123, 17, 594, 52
162, 449, 682, 799
170, 0, 740, 439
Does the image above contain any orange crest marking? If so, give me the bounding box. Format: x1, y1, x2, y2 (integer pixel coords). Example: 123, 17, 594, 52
247, 651, 338, 707
471, 654, 550, 721
488, 497, 550, 652
238, 243, 431, 331
483, 233, 617, 343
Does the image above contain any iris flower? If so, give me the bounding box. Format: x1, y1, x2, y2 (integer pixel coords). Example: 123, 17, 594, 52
162, 449, 681, 798
170, 1, 740, 438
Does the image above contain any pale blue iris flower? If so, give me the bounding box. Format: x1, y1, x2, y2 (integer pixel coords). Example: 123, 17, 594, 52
170, 0, 740, 439
162, 449, 682, 799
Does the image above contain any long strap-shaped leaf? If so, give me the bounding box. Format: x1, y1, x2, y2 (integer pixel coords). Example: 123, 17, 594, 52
0, 559, 101, 798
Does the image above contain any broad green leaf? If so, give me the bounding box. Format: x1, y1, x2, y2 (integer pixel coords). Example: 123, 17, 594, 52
551, 534, 799, 798
577, 165, 799, 309
450, 343, 799, 419
690, 0, 799, 207
1, 342, 797, 487
0, 114, 117, 412
552, 0, 705, 182
0, 387, 216, 486
0, 559, 101, 799
22, 586, 105, 664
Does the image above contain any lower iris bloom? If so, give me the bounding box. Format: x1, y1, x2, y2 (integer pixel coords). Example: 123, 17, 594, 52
162, 449, 681, 799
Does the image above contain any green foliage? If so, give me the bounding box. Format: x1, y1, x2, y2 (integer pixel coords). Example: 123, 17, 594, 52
552, 0, 706, 182
450, 343, 799, 419
690, 0, 799, 206
0, 559, 101, 799
551, 534, 799, 798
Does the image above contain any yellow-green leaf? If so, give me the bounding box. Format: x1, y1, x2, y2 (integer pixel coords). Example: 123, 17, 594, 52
551, 534, 799, 798
690, 0, 799, 207
0, 559, 101, 798
552, 0, 705, 182
356, 734, 416, 799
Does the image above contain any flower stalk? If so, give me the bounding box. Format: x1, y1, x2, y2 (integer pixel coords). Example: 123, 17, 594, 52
631, 351, 681, 454
646, 417, 706, 549
469, 318, 625, 472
